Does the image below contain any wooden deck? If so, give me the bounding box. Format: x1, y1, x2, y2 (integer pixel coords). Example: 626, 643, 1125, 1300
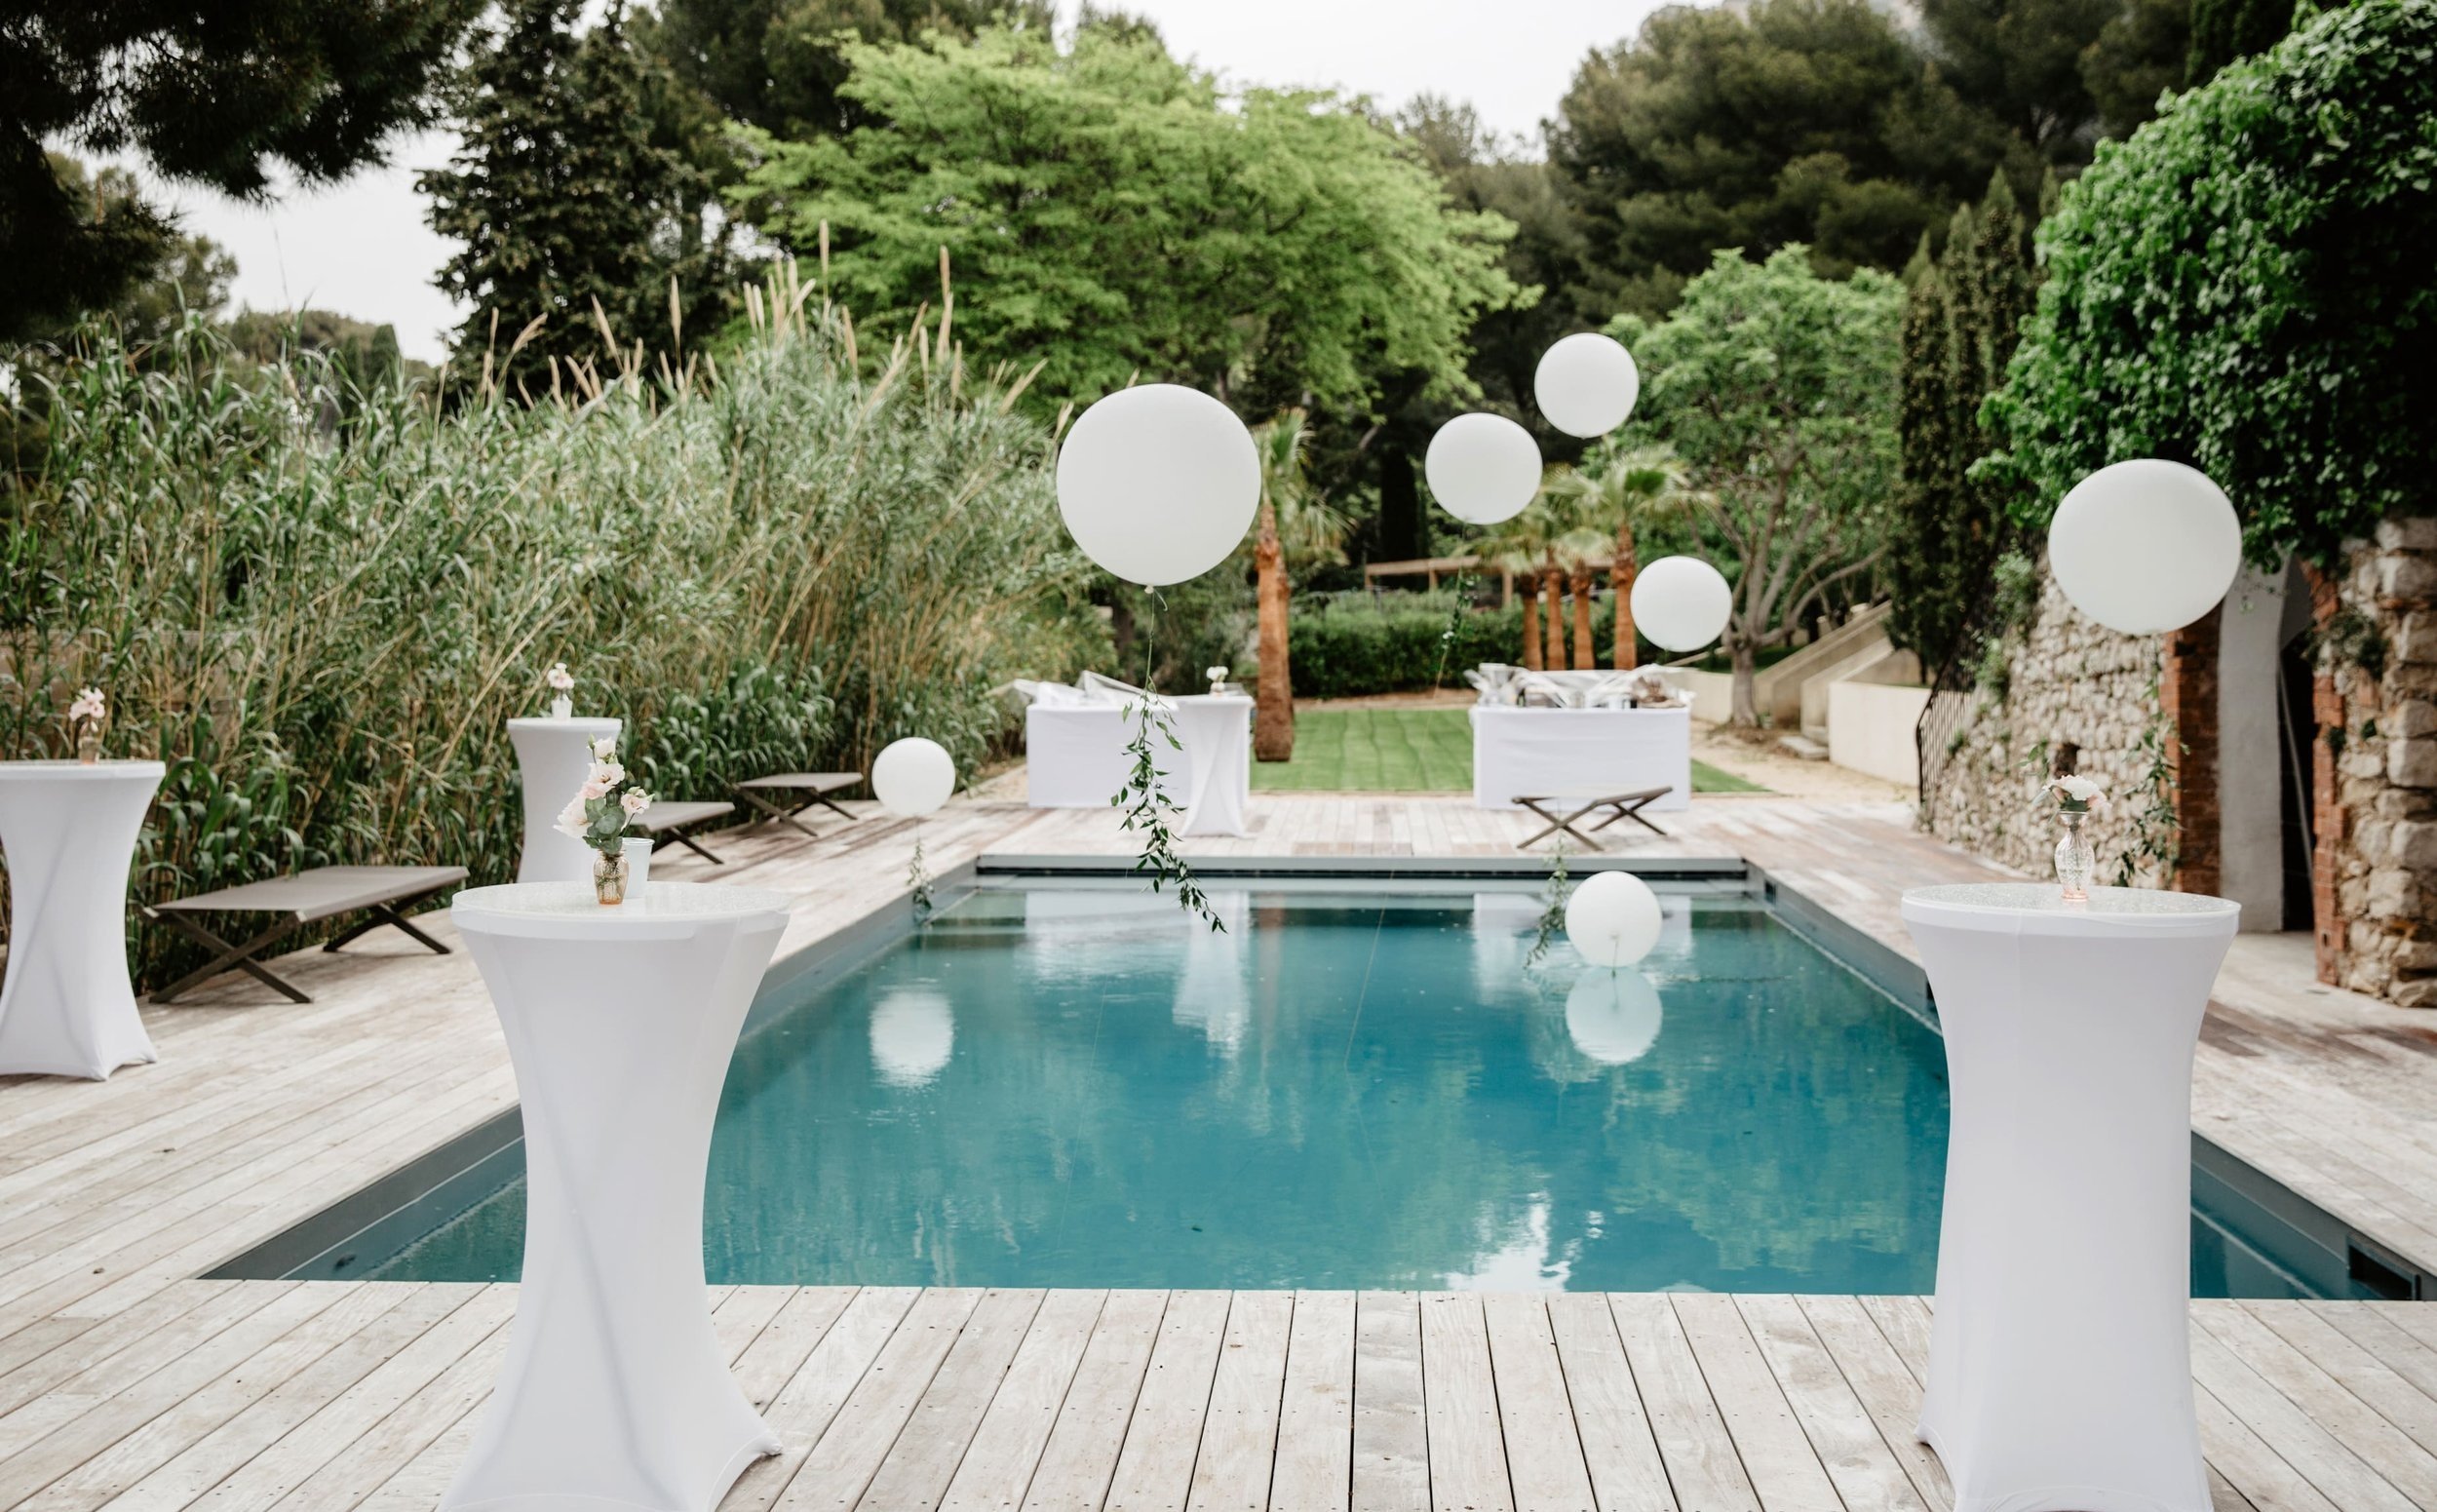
3, 790, 2437, 1509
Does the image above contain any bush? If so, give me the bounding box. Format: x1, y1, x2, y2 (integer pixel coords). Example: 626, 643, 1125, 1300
0, 291, 1102, 985
1287, 591, 1631, 698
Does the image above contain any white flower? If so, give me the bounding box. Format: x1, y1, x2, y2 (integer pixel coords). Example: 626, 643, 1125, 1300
554, 796, 590, 839
1206, 666, 1228, 681
68, 687, 106, 724
620, 787, 652, 816
546, 662, 574, 691
579, 777, 611, 802
2041, 773, 2108, 809
590, 759, 624, 786
590, 736, 618, 762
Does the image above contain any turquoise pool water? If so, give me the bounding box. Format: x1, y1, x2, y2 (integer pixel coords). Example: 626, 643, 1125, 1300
369, 878, 1971, 1292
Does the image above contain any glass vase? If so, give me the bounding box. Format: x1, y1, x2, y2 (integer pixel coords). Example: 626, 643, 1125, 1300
549, 694, 573, 719
75, 726, 100, 765
592, 848, 629, 906
2054, 807, 2094, 904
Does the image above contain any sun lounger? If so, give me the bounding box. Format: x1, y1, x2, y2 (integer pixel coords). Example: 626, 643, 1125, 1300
1511, 787, 1674, 851
144, 865, 469, 1004
733, 772, 863, 839
632, 799, 737, 864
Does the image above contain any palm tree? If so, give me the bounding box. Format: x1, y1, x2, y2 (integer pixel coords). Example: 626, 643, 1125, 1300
1547, 446, 1685, 669
1479, 500, 1567, 671
1248, 410, 1347, 761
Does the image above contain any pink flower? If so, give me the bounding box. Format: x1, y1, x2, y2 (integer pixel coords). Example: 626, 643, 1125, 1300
579, 778, 611, 801
546, 662, 574, 691
554, 797, 589, 839
620, 787, 652, 816
68, 687, 105, 725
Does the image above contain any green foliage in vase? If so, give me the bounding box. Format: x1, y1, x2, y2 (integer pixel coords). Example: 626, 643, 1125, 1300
422, 0, 734, 393
731, 24, 1523, 417
1984, 0, 2437, 565
0, 268, 1102, 987
1885, 174, 2039, 677
1610, 249, 1904, 725
1, 0, 479, 341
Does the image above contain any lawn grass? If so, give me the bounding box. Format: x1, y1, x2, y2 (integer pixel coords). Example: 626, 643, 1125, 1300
1250, 707, 1769, 795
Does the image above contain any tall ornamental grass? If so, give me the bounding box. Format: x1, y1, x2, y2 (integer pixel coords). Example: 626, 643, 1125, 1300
0, 268, 1102, 985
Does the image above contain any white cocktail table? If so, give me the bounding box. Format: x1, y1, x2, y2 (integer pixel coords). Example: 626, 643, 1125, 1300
444, 880, 791, 1512
0, 760, 165, 1079
506, 717, 621, 884
1903, 882, 2239, 1512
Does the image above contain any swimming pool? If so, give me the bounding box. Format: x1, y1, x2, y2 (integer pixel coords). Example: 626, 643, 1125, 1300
232, 872, 2371, 1297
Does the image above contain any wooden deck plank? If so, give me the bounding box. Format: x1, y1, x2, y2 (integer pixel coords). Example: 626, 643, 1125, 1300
1605, 1296, 1758, 1512
727, 1287, 921, 1512
1789, 1297, 1948, 1512
940, 1289, 1107, 1512
1269, 1291, 1355, 1512
1545, 1292, 1673, 1512
863, 1288, 1050, 1512
1350, 1293, 1428, 1512
1186, 1290, 1294, 1512
777, 1287, 985, 1512
1668, 1295, 1838, 1512
1480, 1294, 1597, 1512
1734, 1295, 1925, 1512
1022, 1290, 1169, 1512
1102, 1289, 1231, 1512
2191, 1311, 2427, 1512
1417, 1291, 1513, 1512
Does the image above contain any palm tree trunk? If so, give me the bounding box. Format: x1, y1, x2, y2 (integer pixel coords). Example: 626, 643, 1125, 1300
1541, 551, 1566, 670
1569, 562, 1593, 669
1254, 505, 1293, 760
1519, 569, 1543, 670
1612, 522, 1638, 670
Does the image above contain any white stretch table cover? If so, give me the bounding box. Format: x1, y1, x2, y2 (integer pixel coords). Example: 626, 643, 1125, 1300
0, 761, 164, 1079
445, 880, 790, 1512
1468, 705, 1692, 811
506, 717, 622, 884
1904, 883, 2240, 1512
1025, 693, 1252, 835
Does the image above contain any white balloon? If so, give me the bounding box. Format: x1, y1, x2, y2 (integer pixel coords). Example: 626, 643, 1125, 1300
2048, 460, 2241, 636
1566, 968, 1664, 1065
1056, 384, 1259, 586
1565, 871, 1665, 968
1534, 333, 1641, 438
1630, 556, 1733, 653
872, 737, 955, 817
870, 988, 953, 1088
1425, 412, 1542, 524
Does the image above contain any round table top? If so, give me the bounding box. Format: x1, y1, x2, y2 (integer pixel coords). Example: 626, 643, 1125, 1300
0, 758, 168, 782
453, 880, 791, 940
505, 716, 623, 732
1903, 882, 2239, 937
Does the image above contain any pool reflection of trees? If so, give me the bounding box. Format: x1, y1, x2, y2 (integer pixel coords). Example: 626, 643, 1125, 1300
700, 890, 1948, 1293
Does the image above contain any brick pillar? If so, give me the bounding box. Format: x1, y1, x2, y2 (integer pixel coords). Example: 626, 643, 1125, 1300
2162, 603, 2222, 896
2304, 562, 2345, 984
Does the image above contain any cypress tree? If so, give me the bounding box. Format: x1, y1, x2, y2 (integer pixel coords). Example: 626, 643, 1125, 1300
422, 0, 720, 393
1885, 174, 2037, 677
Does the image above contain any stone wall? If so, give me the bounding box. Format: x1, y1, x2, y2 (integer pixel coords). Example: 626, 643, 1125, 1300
2314, 519, 2437, 1007
1921, 571, 2174, 886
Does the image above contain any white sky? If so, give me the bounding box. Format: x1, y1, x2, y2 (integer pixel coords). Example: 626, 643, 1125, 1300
147, 0, 1659, 363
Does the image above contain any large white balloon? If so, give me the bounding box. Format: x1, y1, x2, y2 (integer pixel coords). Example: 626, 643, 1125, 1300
1534, 333, 1641, 439
2049, 460, 2241, 636
1565, 871, 1665, 968
1566, 968, 1664, 1066
1425, 413, 1542, 524
872, 737, 955, 817
1630, 556, 1733, 653
1057, 384, 1259, 586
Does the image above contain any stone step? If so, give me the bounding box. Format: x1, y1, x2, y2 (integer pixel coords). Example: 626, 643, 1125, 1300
1776, 733, 1831, 762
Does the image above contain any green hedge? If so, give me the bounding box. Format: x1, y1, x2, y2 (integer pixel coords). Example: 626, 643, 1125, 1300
1287, 593, 1630, 698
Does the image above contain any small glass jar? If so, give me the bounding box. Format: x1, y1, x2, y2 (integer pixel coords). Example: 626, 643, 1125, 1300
2054, 807, 2094, 904
592, 847, 629, 906
549, 694, 573, 720
76, 726, 101, 765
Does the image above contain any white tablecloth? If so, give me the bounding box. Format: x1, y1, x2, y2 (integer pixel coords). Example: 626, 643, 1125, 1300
506, 717, 621, 884
1904, 882, 2239, 1512
444, 881, 790, 1512
1025, 694, 1252, 835
1468, 705, 1692, 810
0, 761, 164, 1079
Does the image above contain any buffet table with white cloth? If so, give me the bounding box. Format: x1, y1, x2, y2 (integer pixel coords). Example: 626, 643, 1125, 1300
1025, 691, 1251, 835
443, 880, 790, 1512
506, 716, 621, 884
1903, 882, 2239, 1512
1469, 705, 1692, 811
0, 760, 164, 1079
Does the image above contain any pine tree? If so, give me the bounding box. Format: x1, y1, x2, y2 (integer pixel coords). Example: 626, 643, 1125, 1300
421, 0, 723, 393
1885, 174, 2037, 677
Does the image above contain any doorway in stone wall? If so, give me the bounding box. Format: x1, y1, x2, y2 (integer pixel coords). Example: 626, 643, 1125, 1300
2277, 617, 2318, 931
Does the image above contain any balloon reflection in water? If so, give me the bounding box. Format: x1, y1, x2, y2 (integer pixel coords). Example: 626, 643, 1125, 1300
870, 987, 954, 1088
1565, 968, 1664, 1066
